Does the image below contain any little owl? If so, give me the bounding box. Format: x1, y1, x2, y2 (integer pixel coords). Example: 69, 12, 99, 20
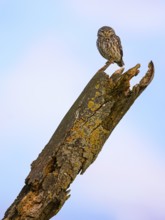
97, 26, 124, 67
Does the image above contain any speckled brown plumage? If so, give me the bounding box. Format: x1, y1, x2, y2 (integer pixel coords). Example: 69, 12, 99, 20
97, 26, 124, 67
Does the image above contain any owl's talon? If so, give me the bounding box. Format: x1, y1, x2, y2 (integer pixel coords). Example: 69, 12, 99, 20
98, 61, 112, 72
106, 60, 113, 65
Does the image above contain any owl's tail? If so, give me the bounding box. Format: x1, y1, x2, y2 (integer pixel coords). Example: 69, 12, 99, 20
117, 59, 125, 67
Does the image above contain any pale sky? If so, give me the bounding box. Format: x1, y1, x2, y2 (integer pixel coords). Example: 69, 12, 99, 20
0, 1, 165, 219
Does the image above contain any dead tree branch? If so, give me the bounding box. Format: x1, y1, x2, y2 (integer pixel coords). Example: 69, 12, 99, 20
3, 61, 154, 220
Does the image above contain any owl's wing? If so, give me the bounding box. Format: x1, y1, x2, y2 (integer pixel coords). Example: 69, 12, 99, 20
116, 35, 123, 57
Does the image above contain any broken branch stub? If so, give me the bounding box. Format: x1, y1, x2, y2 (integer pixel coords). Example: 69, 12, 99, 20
3, 62, 154, 220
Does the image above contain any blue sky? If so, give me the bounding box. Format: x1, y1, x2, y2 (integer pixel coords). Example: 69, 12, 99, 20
0, 1, 165, 219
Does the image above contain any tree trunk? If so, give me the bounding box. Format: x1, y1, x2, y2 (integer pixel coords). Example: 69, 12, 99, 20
3, 62, 154, 220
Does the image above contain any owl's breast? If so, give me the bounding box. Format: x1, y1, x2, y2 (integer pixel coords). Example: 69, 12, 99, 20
98, 39, 112, 59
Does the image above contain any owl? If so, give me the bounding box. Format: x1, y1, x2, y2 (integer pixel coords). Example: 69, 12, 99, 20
97, 26, 124, 67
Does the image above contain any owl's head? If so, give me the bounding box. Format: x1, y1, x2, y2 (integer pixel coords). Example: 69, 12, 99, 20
97, 26, 115, 38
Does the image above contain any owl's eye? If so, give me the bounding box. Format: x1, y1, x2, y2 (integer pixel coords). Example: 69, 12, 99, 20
98, 31, 104, 36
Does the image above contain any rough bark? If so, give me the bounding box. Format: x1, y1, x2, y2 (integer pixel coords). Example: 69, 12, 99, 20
3, 61, 154, 220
